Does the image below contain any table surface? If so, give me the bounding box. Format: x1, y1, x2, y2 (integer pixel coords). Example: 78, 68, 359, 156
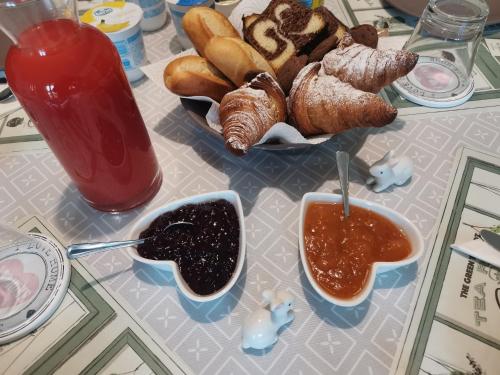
1, 0, 500, 374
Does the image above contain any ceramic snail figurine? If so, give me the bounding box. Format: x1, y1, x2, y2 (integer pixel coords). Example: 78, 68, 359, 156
241, 289, 294, 350
366, 150, 414, 192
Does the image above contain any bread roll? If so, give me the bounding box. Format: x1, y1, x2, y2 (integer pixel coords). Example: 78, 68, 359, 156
205, 36, 276, 87
164, 55, 235, 102
182, 7, 240, 57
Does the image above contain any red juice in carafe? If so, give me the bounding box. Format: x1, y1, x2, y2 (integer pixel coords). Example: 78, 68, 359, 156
6, 19, 161, 211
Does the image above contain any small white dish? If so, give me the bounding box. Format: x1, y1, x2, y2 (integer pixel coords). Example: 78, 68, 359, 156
299, 192, 424, 307
128, 190, 246, 303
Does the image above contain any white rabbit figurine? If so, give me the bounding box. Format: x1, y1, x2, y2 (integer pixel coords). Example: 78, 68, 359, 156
241, 289, 294, 350
366, 150, 413, 193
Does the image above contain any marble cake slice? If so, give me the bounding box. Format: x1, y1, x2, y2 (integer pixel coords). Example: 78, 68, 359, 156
243, 0, 327, 71
302, 6, 349, 60
242, 13, 259, 35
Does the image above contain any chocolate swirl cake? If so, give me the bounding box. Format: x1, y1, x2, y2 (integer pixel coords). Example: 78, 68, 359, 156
243, 0, 327, 71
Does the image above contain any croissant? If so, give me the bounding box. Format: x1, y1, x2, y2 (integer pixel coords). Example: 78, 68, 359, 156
288, 62, 397, 136
220, 72, 286, 156
322, 34, 418, 93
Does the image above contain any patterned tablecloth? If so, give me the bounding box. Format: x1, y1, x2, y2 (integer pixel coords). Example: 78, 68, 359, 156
1, 1, 500, 374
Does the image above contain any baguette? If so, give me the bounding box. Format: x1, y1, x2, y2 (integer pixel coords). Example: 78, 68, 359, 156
164, 55, 235, 102
205, 36, 276, 87
182, 7, 240, 57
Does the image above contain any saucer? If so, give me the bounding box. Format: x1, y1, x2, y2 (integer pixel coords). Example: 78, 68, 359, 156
0, 234, 70, 345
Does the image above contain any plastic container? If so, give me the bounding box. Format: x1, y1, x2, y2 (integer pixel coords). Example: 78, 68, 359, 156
127, 0, 167, 31
81, 2, 146, 82
166, 0, 214, 49
297, 0, 324, 9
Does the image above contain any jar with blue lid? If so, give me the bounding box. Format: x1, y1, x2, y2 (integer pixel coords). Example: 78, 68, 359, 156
298, 0, 324, 9
81, 2, 147, 82
127, 0, 167, 31
166, 0, 215, 49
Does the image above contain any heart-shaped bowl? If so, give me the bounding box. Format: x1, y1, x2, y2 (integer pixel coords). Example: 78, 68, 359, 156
128, 190, 246, 303
299, 192, 424, 307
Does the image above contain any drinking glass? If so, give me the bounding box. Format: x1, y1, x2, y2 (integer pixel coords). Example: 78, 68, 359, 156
392, 0, 489, 108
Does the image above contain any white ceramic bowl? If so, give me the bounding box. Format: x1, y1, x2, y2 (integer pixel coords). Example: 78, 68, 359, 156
128, 190, 246, 303
299, 192, 424, 307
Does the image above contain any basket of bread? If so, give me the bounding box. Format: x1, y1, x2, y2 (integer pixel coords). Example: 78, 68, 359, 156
159, 0, 418, 156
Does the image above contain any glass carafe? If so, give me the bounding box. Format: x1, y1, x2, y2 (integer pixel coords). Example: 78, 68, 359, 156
0, 0, 162, 212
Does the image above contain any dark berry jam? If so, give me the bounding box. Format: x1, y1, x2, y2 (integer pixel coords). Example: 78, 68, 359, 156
137, 199, 240, 296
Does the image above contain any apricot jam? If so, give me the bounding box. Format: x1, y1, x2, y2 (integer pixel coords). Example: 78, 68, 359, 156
304, 202, 411, 300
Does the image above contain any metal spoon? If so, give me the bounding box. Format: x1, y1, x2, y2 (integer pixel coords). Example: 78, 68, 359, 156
336, 151, 350, 218
67, 221, 193, 259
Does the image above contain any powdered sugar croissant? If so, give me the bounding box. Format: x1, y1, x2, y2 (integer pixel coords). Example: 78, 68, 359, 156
220, 73, 286, 156
288, 62, 397, 136
322, 34, 418, 93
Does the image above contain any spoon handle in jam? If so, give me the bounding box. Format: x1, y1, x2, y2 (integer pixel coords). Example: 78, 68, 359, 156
336, 151, 350, 218
66, 221, 193, 259
67, 238, 146, 259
